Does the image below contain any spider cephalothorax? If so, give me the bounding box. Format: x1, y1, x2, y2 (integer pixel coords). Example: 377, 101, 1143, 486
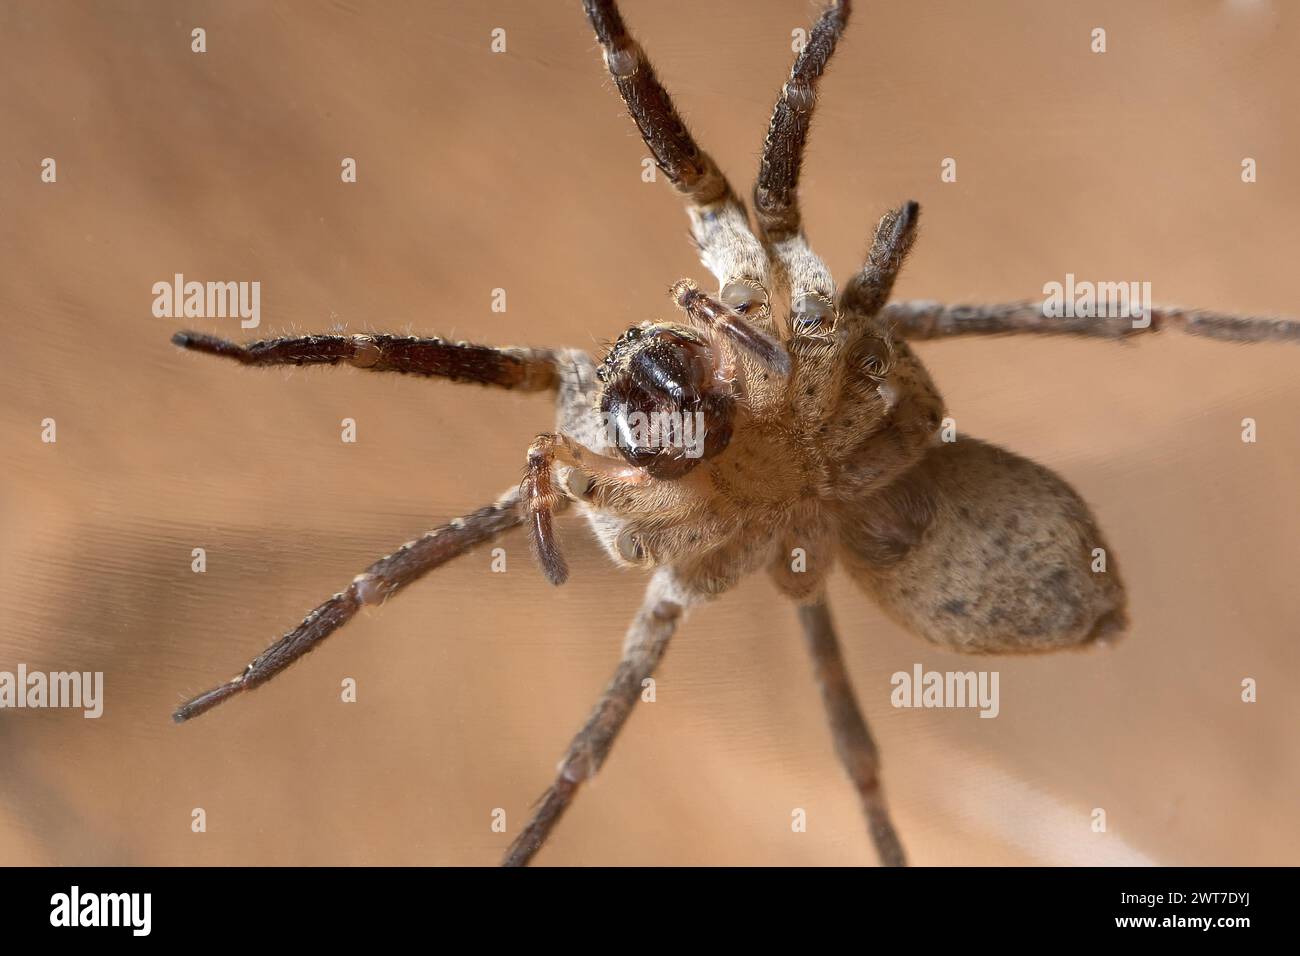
169, 0, 1298, 867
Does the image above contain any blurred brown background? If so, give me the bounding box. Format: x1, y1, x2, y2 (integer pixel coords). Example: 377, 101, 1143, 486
1, 0, 1297, 865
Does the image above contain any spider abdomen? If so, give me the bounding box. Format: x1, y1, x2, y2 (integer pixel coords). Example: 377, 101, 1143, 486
841, 437, 1128, 654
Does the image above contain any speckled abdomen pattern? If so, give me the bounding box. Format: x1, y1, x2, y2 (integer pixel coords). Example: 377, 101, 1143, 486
841, 438, 1128, 654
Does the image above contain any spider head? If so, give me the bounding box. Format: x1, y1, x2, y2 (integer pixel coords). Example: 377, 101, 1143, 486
597, 323, 735, 479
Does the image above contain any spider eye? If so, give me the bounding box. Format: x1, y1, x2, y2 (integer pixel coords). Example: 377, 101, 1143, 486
720, 280, 766, 317
617, 529, 646, 563
857, 335, 892, 380
559, 466, 591, 500
791, 294, 835, 335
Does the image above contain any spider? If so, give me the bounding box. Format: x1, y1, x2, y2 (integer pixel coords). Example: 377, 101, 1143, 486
169, 0, 1299, 866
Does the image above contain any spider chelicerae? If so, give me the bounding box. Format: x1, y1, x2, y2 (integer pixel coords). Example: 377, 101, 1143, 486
170, 0, 1299, 866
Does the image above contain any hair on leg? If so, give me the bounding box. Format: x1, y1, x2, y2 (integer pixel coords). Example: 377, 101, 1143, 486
173, 488, 532, 722
172, 330, 559, 391
875, 300, 1300, 343
796, 597, 906, 866
753, 0, 851, 339
582, 0, 773, 329
502, 570, 686, 866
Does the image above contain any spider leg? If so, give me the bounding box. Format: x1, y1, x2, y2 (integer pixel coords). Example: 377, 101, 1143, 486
581, 0, 772, 327
171, 331, 559, 391
173, 487, 536, 722
796, 597, 906, 867
523, 432, 648, 586
839, 200, 921, 327
875, 300, 1300, 343
671, 279, 789, 377
753, 0, 850, 339
502, 570, 685, 866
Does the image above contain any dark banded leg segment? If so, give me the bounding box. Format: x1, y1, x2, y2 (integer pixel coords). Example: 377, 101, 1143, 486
840, 200, 921, 330
523, 433, 647, 586
173, 488, 531, 723
502, 571, 684, 866
172, 331, 559, 391
582, 0, 771, 321
754, 0, 850, 338
671, 279, 790, 377
875, 301, 1300, 343
797, 598, 907, 867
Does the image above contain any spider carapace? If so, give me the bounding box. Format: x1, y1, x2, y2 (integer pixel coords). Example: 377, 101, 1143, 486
170, 0, 1298, 867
